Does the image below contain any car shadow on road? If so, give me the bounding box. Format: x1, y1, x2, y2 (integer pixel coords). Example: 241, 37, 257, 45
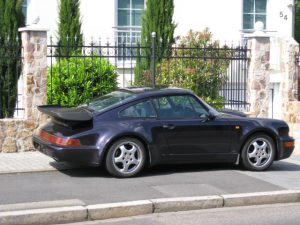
53, 160, 300, 178
55, 162, 240, 178
267, 161, 300, 172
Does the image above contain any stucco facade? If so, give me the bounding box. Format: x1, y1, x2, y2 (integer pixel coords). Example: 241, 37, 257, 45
25, 0, 295, 43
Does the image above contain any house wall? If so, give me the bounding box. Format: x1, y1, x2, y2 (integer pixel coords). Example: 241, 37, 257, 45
26, 0, 295, 43
173, 0, 242, 43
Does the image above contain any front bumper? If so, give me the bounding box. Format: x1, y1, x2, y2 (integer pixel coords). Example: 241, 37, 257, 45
32, 135, 101, 166
277, 137, 295, 160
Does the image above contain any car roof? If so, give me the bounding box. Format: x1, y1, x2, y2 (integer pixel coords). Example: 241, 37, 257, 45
118, 87, 194, 98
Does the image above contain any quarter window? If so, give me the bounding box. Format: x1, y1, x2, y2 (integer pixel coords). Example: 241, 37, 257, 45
243, 0, 267, 29
120, 100, 156, 118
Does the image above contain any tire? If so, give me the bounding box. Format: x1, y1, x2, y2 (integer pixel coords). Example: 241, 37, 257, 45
105, 138, 146, 178
241, 133, 275, 171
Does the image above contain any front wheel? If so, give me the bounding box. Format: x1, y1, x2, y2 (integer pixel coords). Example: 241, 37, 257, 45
105, 138, 146, 178
241, 134, 275, 171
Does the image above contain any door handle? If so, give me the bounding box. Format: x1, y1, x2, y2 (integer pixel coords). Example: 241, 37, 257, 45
163, 124, 176, 130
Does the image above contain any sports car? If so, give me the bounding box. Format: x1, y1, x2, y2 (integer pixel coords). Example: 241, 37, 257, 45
32, 88, 295, 177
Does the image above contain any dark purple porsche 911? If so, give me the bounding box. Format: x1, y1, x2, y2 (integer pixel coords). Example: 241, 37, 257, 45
33, 88, 295, 177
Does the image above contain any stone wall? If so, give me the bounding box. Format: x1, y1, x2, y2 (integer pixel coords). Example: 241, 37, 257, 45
247, 36, 271, 117
247, 34, 300, 121
0, 27, 48, 153
281, 38, 299, 122
0, 120, 38, 152
285, 101, 300, 123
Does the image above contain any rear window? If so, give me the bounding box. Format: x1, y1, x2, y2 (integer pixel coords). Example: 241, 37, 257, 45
85, 91, 137, 112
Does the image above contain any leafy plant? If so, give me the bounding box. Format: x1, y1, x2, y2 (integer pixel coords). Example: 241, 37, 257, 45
156, 29, 231, 108
47, 56, 118, 106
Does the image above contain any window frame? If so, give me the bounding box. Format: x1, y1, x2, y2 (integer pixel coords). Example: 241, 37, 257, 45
118, 99, 158, 119
151, 94, 210, 120
242, 0, 267, 30
116, 0, 145, 45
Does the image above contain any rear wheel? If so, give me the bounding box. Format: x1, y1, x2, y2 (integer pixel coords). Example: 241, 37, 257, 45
105, 138, 146, 178
241, 134, 275, 171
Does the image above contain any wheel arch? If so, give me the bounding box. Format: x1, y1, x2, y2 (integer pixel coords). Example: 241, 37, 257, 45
100, 133, 151, 167
239, 129, 279, 160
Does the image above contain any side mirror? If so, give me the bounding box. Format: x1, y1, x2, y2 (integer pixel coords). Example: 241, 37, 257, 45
201, 111, 215, 123
207, 111, 216, 120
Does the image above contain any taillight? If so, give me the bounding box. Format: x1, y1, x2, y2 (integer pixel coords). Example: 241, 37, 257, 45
39, 130, 81, 147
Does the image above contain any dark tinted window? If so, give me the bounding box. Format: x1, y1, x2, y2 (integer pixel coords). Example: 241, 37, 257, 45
153, 95, 198, 119
85, 91, 137, 112
188, 96, 209, 118
120, 100, 156, 118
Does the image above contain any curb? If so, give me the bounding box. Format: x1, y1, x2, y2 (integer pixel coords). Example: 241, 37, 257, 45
1, 190, 300, 225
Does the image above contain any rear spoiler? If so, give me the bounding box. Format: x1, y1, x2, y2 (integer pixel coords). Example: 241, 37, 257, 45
37, 105, 93, 122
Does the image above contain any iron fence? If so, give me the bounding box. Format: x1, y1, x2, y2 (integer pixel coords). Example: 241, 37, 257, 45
0, 41, 23, 119
47, 37, 250, 110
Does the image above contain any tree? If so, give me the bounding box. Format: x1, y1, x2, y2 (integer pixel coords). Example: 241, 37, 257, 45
295, 0, 300, 43
156, 29, 230, 108
56, 0, 83, 56
0, 0, 24, 118
135, 0, 176, 84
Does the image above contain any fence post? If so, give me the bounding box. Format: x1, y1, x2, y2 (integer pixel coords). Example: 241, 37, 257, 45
151, 32, 156, 89
18, 26, 48, 122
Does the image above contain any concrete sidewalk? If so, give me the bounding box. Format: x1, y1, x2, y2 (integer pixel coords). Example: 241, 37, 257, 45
0, 152, 76, 174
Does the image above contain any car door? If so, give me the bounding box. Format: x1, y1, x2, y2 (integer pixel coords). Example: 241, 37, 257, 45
152, 94, 235, 163
118, 99, 169, 163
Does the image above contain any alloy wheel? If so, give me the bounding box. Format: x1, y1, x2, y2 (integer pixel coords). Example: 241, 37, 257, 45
112, 141, 143, 174
246, 137, 273, 168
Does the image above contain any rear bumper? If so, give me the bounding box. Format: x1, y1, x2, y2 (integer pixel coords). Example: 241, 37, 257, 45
277, 137, 295, 160
32, 135, 101, 166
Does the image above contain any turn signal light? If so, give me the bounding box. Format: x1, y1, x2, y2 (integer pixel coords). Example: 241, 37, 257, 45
39, 130, 81, 147
283, 141, 295, 148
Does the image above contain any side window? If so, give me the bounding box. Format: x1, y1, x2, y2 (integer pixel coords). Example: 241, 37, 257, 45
153, 95, 197, 119
188, 96, 209, 118
120, 100, 156, 118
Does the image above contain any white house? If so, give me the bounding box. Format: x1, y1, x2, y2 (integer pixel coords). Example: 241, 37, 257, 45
24, 0, 295, 43
17, 0, 297, 120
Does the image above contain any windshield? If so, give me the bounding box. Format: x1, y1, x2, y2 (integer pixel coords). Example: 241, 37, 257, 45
83, 91, 137, 112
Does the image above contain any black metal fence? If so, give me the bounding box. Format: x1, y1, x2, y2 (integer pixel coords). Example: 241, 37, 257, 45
47, 37, 250, 110
0, 41, 23, 118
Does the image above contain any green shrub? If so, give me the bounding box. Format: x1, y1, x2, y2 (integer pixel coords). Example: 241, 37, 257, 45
156, 29, 231, 108
47, 56, 118, 106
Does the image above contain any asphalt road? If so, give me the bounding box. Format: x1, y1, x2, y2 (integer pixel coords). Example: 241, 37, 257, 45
0, 156, 300, 206
66, 203, 300, 225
